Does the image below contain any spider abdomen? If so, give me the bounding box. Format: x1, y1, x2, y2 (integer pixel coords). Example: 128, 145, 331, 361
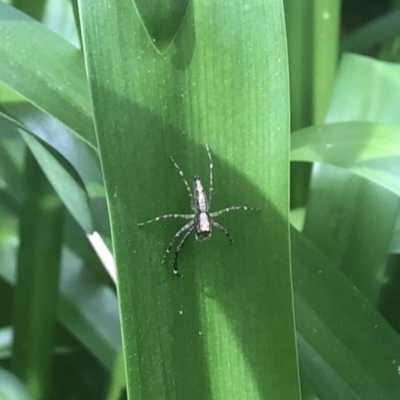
195, 211, 211, 241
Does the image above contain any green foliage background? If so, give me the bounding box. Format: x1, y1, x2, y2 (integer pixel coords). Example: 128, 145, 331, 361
1, 0, 400, 399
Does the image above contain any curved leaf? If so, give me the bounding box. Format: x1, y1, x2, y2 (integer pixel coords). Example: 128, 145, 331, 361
0, 3, 95, 147
291, 121, 400, 197
300, 54, 400, 305
0, 226, 120, 369
20, 130, 93, 233
341, 8, 400, 53
132, 0, 189, 54
292, 227, 400, 398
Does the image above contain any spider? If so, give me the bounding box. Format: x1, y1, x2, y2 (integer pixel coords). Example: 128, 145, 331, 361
137, 145, 258, 277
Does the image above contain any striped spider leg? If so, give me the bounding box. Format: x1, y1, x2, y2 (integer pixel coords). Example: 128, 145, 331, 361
138, 145, 259, 277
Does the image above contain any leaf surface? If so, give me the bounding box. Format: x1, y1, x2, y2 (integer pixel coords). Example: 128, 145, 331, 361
79, 0, 300, 398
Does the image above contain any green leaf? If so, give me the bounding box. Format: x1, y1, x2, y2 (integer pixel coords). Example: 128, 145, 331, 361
284, 0, 340, 207
291, 121, 400, 196
19, 129, 94, 233
132, 0, 189, 54
0, 326, 12, 361
298, 54, 400, 304
58, 248, 121, 368
0, 111, 24, 200
12, 0, 47, 21
0, 214, 120, 369
79, 0, 300, 399
341, 8, 400, 53
390, 210, 400, 253
292, 227, 400, 399
311, 0, 340, 124
0, 367, 32, 400
0, 101, 104, 199
105, 350, 126, 400
326, 54, 400, 126
12, 153, 64, 398
0, 3, 95, 147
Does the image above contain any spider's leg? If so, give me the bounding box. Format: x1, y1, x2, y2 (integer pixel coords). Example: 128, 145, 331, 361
210, 206, 259, 217
170, 156, 194, 209
173, 225, 195, 277
162, 221, 194, 264
212, 221, 233, 245
206, 144, 213, 207
137, 213, 193, 226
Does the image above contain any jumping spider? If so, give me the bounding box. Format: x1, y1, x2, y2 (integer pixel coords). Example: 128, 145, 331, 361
138, 145, 258, 277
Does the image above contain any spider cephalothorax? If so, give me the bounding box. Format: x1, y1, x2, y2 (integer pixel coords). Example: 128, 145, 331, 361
138, 145, 258, 277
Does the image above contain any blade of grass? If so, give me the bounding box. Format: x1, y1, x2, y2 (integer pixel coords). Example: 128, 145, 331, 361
312, 0, 341, 124
19, 130, 93, 233
105, 350, 126, 400
284, 0, 313, 208
300, 54, 400, 304
0, 101, 104, 198
0, 111, 24, 200
58, 247, 121, 368
284, 0, 313, 129
0, 211, 120, 369
12, 152, 64, 398
284, 0, 340, 208
291, 121, 400, 196
0, 100, 106, 239
341, 8, 400, 53
41, 0, 80, 47
79, 0, 300, 399
0, 3, 95, 147
292, 227, 400, 398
